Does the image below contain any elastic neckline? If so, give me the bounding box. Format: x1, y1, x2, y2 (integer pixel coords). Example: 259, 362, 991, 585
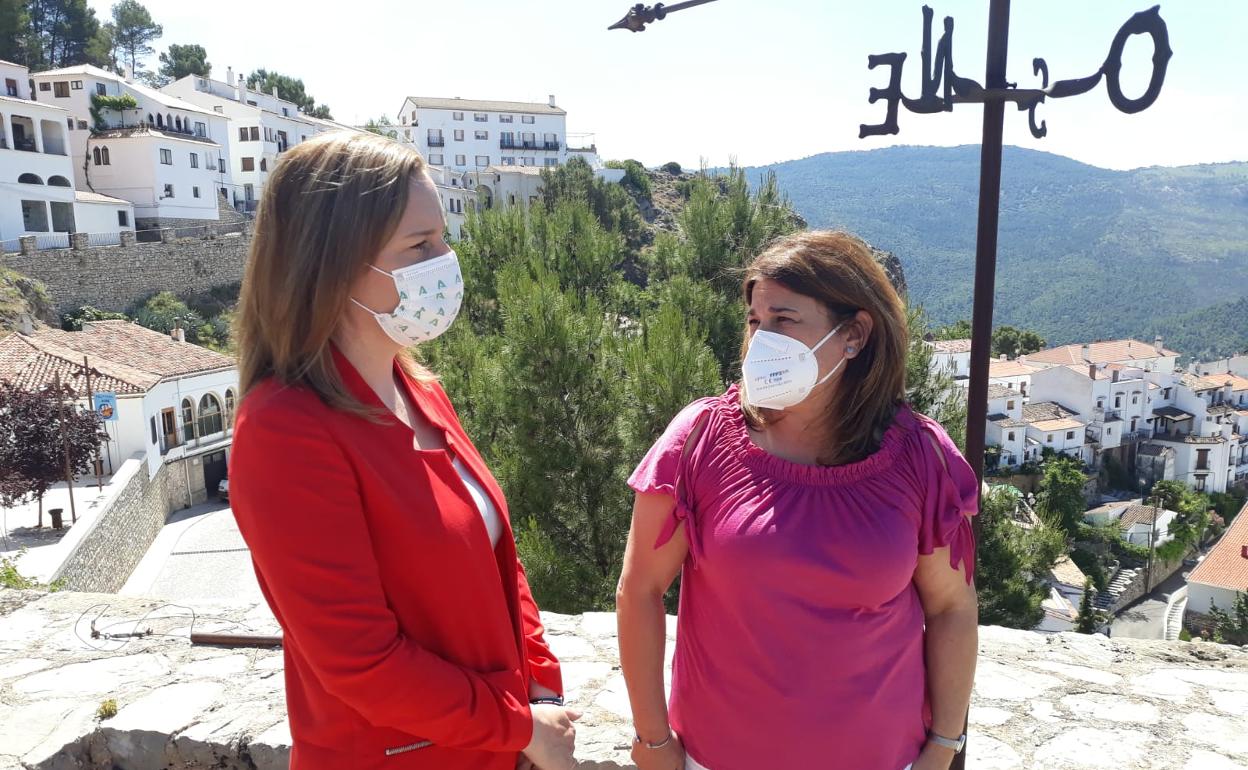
717, 384, 915, 486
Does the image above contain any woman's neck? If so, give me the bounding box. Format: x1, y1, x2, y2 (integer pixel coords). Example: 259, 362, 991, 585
332, 327, 403, 409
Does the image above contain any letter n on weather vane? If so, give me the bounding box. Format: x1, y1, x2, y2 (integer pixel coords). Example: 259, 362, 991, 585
859, 5, 1172, 139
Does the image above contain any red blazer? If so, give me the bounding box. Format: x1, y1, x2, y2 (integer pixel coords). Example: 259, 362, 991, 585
229, 350, 562, 769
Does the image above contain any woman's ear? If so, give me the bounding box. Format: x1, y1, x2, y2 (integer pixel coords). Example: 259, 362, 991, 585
844, 310, 874, 358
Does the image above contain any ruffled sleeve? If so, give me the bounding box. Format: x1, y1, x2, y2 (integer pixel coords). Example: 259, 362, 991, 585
626, 398, 717, 566
913, 413, 980, 584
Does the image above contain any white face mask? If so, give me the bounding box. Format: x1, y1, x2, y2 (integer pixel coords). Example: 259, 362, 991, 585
351, 250, 463, 346
742, 321, 848, 410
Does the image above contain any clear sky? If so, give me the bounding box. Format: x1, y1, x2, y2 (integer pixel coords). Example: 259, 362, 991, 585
87, 0, 1246, 170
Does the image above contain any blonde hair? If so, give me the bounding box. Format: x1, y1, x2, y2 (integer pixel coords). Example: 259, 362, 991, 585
741, 230, 909, 466
235, 130, 432, 414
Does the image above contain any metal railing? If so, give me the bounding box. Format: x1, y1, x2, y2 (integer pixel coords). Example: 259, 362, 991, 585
34, 233, 70, 249
3, 221, 251, 254
86, 231, 121, 247
500, 140, 560, 151
427, 137, 445, 147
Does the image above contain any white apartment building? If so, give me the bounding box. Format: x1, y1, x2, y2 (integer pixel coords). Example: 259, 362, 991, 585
28, 65, 231, 228
1, 60, 132, 248
985, 383, 1034, 469
162, 69, 341, 211
1140, 370, 1241, 494
1028, 362, 1153, 468
399, 96, 568, 174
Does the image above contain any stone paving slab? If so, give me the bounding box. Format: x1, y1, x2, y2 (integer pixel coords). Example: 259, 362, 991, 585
1, 589, 1247, 769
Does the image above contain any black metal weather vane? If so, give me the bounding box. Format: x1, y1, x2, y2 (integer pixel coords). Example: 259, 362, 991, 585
861, 5, 1172, 139
608, 0, 721, 32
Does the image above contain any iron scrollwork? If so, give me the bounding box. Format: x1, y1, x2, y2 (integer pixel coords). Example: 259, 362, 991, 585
860, 5, 1172, 139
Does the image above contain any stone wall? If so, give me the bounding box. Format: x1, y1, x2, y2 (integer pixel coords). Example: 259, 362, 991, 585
50, 464, 173, 593
0, 235, 248, 316
2, 590, 1248, 770
1109, 553, 1187, 614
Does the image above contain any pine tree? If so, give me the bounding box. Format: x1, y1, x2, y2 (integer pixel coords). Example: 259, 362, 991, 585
1075, 579, 1101, 634
110, 0, 160, 74
976, 487, 1067, 628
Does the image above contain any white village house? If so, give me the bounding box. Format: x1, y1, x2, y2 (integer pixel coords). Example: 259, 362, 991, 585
162, 69, 344, 212
1, 59, 132, 249
1082, 500, 1178, 548
927, 338, 972, 382
1184, 500, 1248, 631
0, 321, 238, 503
27, 64, 232, 229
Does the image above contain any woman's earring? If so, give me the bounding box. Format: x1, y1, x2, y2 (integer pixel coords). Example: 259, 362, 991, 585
846, 345, 856, 355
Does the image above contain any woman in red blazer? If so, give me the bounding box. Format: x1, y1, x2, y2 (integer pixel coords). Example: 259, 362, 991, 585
230, 131, 580, 770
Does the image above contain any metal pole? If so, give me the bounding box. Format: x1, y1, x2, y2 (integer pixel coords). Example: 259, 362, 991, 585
53, 372, 78, 525
83, 356, 102, 491
958, 3, 1012, 769
965, 0, 1012, 490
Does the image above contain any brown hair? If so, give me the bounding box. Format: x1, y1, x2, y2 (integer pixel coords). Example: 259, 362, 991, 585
740, 230, 909, 466
235, 130, 431, 414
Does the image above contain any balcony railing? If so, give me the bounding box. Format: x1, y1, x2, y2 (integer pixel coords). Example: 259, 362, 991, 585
427, 137, 445, 147
500, 140, 561, 151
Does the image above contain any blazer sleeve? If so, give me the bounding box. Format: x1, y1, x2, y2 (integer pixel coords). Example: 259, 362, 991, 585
230, 396, 533, 752
514, 555, 564, 696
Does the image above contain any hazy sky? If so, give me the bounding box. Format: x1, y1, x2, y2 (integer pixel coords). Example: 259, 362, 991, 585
87, 0, 1246, 170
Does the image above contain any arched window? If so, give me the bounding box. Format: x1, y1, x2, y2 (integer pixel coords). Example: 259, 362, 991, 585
147, 113, 154, 125
259, 158, 267, 172
17, 173, 42, 184
156, 113, 164, 128
101, 147, 109, 165
92, 147, 101, 165
48, 175, 71, 187
165, 113, 173, 129
175, 116, 182, 132
224, 389, 236, 429
181, 398, 196, 442
198, 393, 223, 437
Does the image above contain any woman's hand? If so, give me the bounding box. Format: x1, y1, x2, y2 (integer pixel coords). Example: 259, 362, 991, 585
630, 731, 686, 770
910, 741, 957, 770
522, 703, 581, 770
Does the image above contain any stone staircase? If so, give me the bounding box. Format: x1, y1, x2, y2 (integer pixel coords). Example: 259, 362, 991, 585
1094, 567, 1140, 612
1165, 588, 1189, 641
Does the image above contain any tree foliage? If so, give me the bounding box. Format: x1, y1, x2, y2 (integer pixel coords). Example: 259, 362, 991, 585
246, 68, 333, 119
1208, 592, 1248, 646
976, 487, 1067, 629
1037, 456, 1088, 535
1075, 579, 1102, 634
110, 0, 160, 74
363, 116, 398, 140
0, 379, 106, 526
156, 43, 209, 85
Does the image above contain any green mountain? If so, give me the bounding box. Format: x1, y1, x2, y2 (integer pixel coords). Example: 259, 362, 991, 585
738, 146, 1248, 357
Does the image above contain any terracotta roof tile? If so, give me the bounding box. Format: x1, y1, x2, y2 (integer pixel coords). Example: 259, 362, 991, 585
989, 359, 1040, 378
0, 321, 233, 394
1024, 339, 1179, 366
1187, 501, 1248, 593
1118, 504, 1172, 530
404, 96, 566, 116
930, 338, 973, 354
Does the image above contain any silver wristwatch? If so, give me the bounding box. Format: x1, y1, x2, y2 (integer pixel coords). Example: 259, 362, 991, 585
927, 731, 967, 752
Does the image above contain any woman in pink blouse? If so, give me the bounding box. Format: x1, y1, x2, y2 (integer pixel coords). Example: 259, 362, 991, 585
616, 231, 979, 770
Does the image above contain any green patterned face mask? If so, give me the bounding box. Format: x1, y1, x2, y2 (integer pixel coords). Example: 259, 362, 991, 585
351, 250, 464, 345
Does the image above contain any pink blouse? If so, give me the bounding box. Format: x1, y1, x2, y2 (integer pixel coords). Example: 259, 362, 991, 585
627, 386, 978, 770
